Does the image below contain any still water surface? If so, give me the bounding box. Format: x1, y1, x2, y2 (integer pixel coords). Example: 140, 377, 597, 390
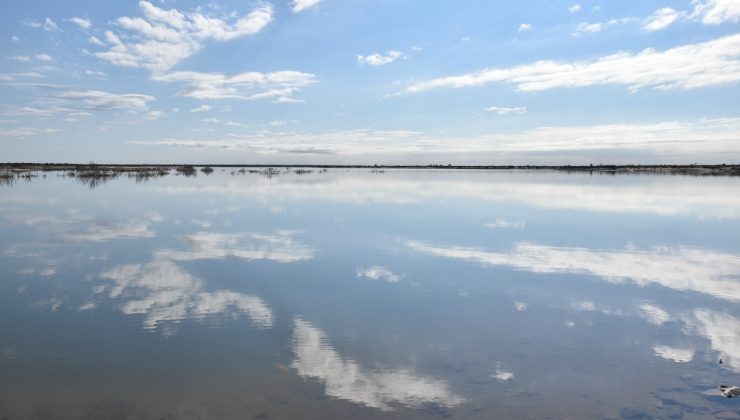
1, 169, 739, 419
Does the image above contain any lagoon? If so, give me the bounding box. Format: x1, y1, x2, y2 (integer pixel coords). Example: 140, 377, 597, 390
1, 168, 739, 419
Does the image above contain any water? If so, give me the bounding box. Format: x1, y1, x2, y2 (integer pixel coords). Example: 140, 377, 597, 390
1, 169, 739, 419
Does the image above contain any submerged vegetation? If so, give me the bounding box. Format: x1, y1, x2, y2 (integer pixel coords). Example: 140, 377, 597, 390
0, 163, 738, 189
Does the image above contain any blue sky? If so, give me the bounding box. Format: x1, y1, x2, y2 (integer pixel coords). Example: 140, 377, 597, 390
1, 0, 739, 164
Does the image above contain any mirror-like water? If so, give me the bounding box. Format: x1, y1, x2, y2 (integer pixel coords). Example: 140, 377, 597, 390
1, 169, 739, 419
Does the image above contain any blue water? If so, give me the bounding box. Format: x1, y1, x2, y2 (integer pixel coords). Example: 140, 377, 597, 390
1, 169, 738, 418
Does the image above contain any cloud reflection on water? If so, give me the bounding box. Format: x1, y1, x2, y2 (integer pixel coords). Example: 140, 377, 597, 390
99, 259, 273, 330
291, 319, 463, 410
407, 240, 740, 302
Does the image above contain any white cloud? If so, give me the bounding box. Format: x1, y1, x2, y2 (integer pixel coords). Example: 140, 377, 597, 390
686, 309, 740, 372
291, 319, 463, 410
292, 0, 322, 13
407, 34, 740, 93
518, 23, 532, 32
35, 53, 53, 62
653, 345, 694, 362
9, 55, 30, 62
94, 1, 273, 73
569, 4, 581, 13
484, 106, 526, 115
12, 35, 21, 43
43, 17, 58, 31
491, 365, 514, 381
99, 259, 273, 330
52, 89, 155, 111
576, 22, 603, 32
88, 36, 105, 46
357, 266, 401, 283
130, 117, 740, 163
637, 302, 671, 326
64, 221, 155, 242
155, 231, 315, 263
691, 0, 740, 24
484, 219, 525, 229
514, 302, 528, 311
0, 127, 62, 138
189, 104, 211, 112
145, 110, 164, 121
407, 240, 740, 302
153, 70, 316, 102
22, 18, 57, 31
357, 50, 404, 66
67, 17, 92, 29
644, 8, 681, 31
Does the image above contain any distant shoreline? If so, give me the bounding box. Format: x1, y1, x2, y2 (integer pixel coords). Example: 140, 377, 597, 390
1, 162, 740, 176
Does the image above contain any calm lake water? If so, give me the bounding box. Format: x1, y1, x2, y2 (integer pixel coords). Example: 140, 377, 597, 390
1, 169, 739, 419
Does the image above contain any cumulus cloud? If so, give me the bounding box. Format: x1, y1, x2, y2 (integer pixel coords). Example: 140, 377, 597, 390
357, 266, 401, 283
357, 50, 404, 66
407, 33, 740, 92
569, 4, 581, 13
691, 0, 740, 24
99, 259, 273, 330
406, 240, 740, 302
293, 0, 322, 13
484, 106, 526, 115
643, 8, 681, 31
35, 53, 53, 62
291, 319, 463, 410
94, 1, 273, 73
518, 23, 532, 32
88, 36, 105, 46
67, 17, 92, 29
155, 230, 315, 263
153, 70, 316, 102
576, 22, 603, 32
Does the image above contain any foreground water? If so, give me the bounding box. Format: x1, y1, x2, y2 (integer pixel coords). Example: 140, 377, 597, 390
1, 169, 739, 419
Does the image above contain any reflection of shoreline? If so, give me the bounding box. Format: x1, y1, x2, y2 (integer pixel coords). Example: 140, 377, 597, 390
291, 319, 463, 410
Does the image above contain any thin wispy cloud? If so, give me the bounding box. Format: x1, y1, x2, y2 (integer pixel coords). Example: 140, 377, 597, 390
485, 106, 526, 115
292, 0, 322, 13
643, 8, 682, 31
67, 17, 92, 29
407, 34, 740, 93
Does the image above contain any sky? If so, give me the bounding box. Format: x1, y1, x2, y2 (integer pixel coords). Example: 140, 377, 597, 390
0, 0, 739, 164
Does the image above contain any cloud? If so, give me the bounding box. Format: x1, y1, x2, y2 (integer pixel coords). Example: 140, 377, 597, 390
406, 240, 740, 302
64, 221, 155, 242
52, 89, 155, 111
518, 23, 532, 32
35, 53, 53, 62
569, 4, 581, 13
291, 319, 463, 410
0, 127, 61, 138
637, 302, 671, 326
576, 22, 603, 32
189, 104, 211, 112
484, 106, 526, 115
9, 56, 30, 62
685, 309, 740, 372
67, 17, 92, 29
155, 231, 315, 263
357, 50, 404, 66
652, 345, 694, 362
357, 266, 401, 283
94, 1, 273, 73
292, 0, 322, 13
153, 70, 316, 102
12, 36, 20, 43
407, 33, 740, 93
88, 36, 105, 46
484, 219, 525, 229
99, 259, 273, 330
23, 17, 58, 31
130, 117, 740, 162
644, 8, 681, 31
691, 0, 740, 24
145, 110, 163, 121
